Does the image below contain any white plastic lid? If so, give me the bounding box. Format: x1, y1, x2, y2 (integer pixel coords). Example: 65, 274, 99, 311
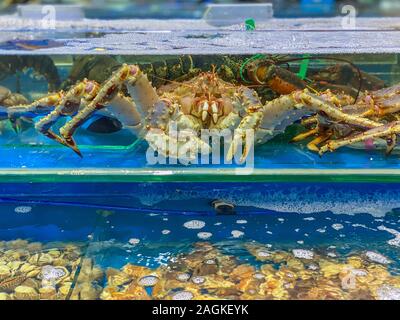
17, 5, 84, 21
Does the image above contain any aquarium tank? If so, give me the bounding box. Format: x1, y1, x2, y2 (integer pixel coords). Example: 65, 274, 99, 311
0, 1, 400, 303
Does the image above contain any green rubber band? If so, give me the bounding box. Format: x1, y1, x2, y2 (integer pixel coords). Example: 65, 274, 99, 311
297, 54, 311, 80
245, 18, 256, 31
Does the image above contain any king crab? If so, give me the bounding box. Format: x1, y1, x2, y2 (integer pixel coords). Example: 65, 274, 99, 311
5, 64, 400, 162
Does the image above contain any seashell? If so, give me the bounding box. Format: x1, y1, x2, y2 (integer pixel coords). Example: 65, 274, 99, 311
48, 250, 61, 258
270, 251, 289, 263
176, 272, 191, 282
0, 265, 11, 281
286, 258, 305, 271
193, 261, 218, 276
171, 290, 194, 300
78, 283, 101, 300
26, 268, 41, 278
191, 276, 206, 285
230, 264, 255, 281
39, 286, 57, 300
22, 278, 40, 290
107, 272, 132, 287
122, 264, 152, 279
19, 263, 36, 274
52, 258, 69, 267
0, 292, 11, 300
124, 283, 151, 300
7, 261, 23, 271
26, 242, 43, 253
99, 287, 117, 300
58, 283, 72, 299
64, 244, 79, 252
90, 267, 104, 282
14, 285, 39, 300
365, 251, 391, 265
37, 254, 54, 266
260, 264, 275, 276
28, 254, 40, 265
319, 260, 346, 278
347, 256, 364, 269
4, 250, 23, 261
376, 285, 400, 300
292, 249, 314, 260
39, 265, 69, 285
138, 275, 159, 287
7, 239, 29, 250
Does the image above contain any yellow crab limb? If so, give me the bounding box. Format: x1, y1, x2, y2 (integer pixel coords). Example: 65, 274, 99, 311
7, 92, 62, 117
291, 127, 318, 142
59, 64, 145, 155
319, 121, 400, 155
226, 110, 263, 163
306, 132, 332, 152
296, 91, 382, 130
34, 80, 98, 148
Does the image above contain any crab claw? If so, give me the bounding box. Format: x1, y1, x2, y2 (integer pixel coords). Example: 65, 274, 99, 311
64, 136, 83, 158
226, 111, 262, 163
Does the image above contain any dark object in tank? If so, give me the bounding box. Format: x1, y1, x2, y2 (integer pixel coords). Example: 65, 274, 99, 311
0, 55, 61, 92
84, 115, 123, 134
309, 63, 385, 96
211, 200, 236, 215
61, 56, 122, 89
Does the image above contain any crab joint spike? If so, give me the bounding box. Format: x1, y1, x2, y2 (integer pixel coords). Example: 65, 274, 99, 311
226, 131, 242, 162
202, 101, 209, 121
64, 137, 83, 158
211, 102, 218, 124
386, 134, 397, 156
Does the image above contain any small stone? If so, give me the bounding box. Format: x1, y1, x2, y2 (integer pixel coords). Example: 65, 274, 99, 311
183, 220, 205, 229
292, 249, 314, 260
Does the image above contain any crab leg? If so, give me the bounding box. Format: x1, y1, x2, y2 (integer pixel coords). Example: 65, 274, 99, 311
6, 93, 62, 131
318, 121, 400, 155
227, 89, 383, 162
34, 80, 99, 149
226, 87, 264, 163
59, 64, 148, 156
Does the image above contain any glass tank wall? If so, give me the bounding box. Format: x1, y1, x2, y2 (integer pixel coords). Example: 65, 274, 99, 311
1, 52, 400, 182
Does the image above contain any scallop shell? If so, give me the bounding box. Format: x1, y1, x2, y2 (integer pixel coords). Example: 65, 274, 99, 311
22, 278, 40, 290
138, 275, 159, 287
58, 283, 72, 299
14, 285, 39, 300
0, 292, 11, 300
107, 272, 132, 287
7, 261, 24, 271
78, 283, 101, 300
26, 242, 43, 253
122, 264, 152, 278
39, 286, 57, 300
48, 250, 61, 258
0, 265, 11, 281
8, 239, 29, 250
